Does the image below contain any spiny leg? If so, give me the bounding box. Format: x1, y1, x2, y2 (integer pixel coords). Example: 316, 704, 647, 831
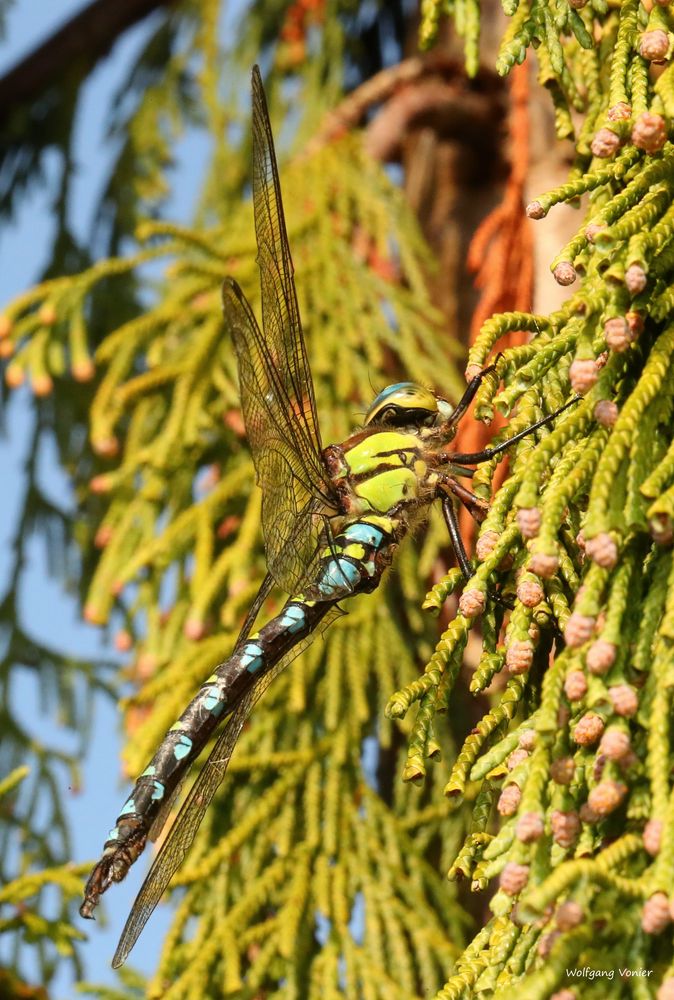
440, 483, 514, 610
440, 477, 489, 524
444, 360, 500, 430
441, 496, 473, 578
450, 395, 579, 465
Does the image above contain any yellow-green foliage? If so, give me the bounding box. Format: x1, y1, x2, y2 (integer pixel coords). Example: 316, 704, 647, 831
2, 44, 468, 994
6, 0, 674, 997
0, 768, 89, 965
409, 1, 674, 997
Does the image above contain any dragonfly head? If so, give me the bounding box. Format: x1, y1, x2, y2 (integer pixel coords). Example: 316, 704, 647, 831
364, 382, 453, 429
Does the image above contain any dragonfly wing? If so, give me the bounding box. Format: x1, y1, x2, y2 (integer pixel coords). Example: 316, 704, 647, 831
222, 279, 335, 594
111, 607, 342, 969
222, 66, 339, 593
251, 64, 325, 484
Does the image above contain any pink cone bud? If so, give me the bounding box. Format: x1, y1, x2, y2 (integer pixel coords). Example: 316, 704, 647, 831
114, 630, 133, 653
551, 809, 581, 848
506, 640, 534, 675
632, 111, 668, 153
573, 712, 605, 746
586, 639, 617, 675
587, 779, 627, 815
516, 811, 545, 843
39, 303, 57, 325
529, 551, 559, 578
92, 436, 120, 458
497, 783, 522, 816
626, 311, 645, 338
526, 200, 546, 220
476, 530, 500, 560
599, 728, 631, 761
585, 532, 618, 568
553, 262, 577, 285
625, 263, 647, 294
94, 525, 113, 548
137, 652, 157, 680
644, 819, 663, 857
32, 374, 54, 397
516, 577, 545, 607
585, 222, 605, 243
591, 127, 622, 158
593, 752, 607, 784
537, 930, 560, 957
507, 747, 530, 771
607, 101, 632, 121
579, 802, 600, 823
519, 728, 536, 751
604, 316, 633, 352
657, 978, 674, 1000
569, 358, 598, 394
608, 684, 639, 717
500, 862, 530, 895
564, 670, 588, 701
642, 893, 671, 934
184, 617, 206, 641
639, 30, 669, 62
459, 588, 486, 618
564, 613, 596, 648
517, 507, 542, 539
593, 399, 618, 427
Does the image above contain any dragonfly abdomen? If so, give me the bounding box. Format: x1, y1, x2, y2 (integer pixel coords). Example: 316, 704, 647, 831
81, 516, 397, 920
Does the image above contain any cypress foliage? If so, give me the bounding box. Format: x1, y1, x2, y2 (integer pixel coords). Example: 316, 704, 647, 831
3, 0, 674, 997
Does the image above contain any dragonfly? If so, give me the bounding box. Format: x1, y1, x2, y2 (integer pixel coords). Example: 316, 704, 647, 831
80, 65, 576, 968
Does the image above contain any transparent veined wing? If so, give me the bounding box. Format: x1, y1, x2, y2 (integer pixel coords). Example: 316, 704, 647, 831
222, 66, 339, 596
111, 606, 342, 969
223, 281, 335, 595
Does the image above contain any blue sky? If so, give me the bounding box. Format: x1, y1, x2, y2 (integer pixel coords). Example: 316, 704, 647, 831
0, 2, 203, 993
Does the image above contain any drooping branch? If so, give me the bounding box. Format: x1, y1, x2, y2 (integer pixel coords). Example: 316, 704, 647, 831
0, 0, 172, 126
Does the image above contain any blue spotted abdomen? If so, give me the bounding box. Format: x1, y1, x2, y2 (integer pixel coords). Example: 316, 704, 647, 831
99, 518, 395, 861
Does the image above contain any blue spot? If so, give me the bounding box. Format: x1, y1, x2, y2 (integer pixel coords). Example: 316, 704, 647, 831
240, 642, 264, 673
141, 764, 157, 777
174, 734, 193, 760
317, 558, 360, 597
151, 780, 165, 801
280, 604, 306, 634
202, 685, 226, 716
343, 522, 385, 548
107, 827, 119, 841
119, 798, 136, 817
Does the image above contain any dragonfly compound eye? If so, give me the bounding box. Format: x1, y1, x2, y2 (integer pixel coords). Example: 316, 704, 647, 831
364, 382, 440, 428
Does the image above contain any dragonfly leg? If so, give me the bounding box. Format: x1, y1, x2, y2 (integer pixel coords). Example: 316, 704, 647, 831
439, 482, 514, 610
442, 359, 501, 430
439, 477, 489, 524
450, 395, 580, 464
441, 496, 473, 578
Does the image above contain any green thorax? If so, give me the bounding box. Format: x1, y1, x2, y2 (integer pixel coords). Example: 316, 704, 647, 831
334, 429, 432, 516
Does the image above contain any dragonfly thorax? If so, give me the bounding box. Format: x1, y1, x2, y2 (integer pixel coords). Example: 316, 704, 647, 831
324, 428, 438, 520
364, 382, 453, 429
